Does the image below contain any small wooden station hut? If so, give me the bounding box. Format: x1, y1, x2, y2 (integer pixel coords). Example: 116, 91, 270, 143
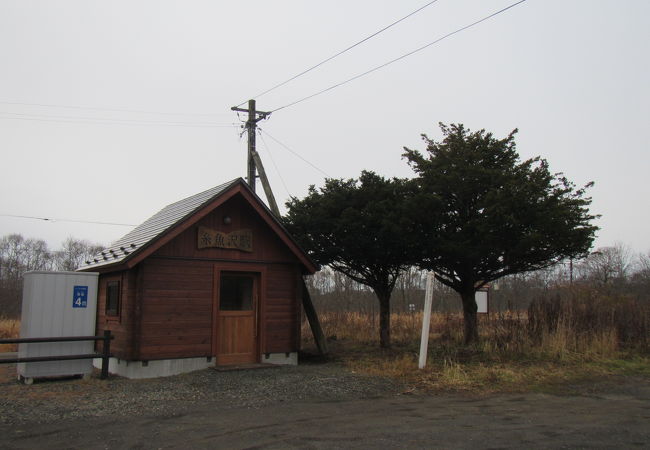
79, 178, 317, 378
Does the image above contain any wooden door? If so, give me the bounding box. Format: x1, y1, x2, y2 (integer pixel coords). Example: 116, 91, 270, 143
215, 272, 259, 365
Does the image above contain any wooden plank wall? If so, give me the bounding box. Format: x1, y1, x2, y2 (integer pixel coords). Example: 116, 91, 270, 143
136, 259, 301, 360
265, 264, 300, 353
95, 268, 137, 359
138, 258, 213, 360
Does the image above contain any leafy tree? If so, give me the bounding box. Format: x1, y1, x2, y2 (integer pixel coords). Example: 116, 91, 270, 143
284, 171, 416, 348
403, 123, 598, 344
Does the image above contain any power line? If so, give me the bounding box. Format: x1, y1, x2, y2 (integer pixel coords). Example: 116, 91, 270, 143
0, 111, 236, 125
0, 115, 238, 128
259, 128, 330, 178
0, 112, 240, 128
0, 100, 230, 117
271, 0, 528, 113
257, 129, 292, 199
0, 214, 135, 227
236, 0, 441, 107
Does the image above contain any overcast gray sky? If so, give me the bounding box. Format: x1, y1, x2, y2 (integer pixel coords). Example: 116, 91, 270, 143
1, 0, 648, 253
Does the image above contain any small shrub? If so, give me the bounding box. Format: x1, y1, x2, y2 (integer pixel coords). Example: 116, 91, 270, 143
0, 316, 20, 352
528, 287, 649, 354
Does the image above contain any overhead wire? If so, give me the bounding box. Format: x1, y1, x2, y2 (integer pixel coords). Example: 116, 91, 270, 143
0, 213, 135, 227
0, 100, 230, 117
270, 0, 528, 113
235, 0, 441, 107
0, 112, 240, 128
259, 129, 330, 178
257, 128, 292, 199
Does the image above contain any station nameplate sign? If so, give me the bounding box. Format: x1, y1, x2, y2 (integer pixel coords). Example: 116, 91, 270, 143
198, 226, 253, 252
73, 285, 88, 308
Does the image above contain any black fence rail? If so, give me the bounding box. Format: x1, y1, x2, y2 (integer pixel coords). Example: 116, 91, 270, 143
0, 330, 113, 380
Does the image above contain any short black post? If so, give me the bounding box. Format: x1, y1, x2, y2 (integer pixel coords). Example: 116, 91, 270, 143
101, 330, 111, 380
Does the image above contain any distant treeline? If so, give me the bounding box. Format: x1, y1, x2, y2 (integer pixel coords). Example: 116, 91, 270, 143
2, 233, 650, 319
0, 234, 103, 318
307, 243, 650, 315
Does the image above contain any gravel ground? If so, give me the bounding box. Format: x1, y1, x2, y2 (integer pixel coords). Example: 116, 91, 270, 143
0, 360, 403, 426
2, 360, 650, 449
1, 368, 649, 449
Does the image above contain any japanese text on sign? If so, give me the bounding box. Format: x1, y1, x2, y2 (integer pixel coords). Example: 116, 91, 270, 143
197, 226, 253, 252
73, 285, 88, 308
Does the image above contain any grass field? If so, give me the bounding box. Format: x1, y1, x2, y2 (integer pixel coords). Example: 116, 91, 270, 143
302, 287, 650, 393
3, 285, 648, 393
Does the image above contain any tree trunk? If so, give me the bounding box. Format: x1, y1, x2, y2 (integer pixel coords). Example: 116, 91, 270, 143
460, 288, 479, 345
377, 291, 391, 348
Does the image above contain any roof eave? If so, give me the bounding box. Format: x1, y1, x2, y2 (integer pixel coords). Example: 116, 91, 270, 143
79, 178, 318, 275
77, 260, 131, 273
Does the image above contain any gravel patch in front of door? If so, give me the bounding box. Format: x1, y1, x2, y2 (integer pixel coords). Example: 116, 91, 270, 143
0, 362, 402, 425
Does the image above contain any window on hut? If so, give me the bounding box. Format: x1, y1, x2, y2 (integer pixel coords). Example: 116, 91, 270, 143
220, 275, 254, 311
106, 280, 121, 316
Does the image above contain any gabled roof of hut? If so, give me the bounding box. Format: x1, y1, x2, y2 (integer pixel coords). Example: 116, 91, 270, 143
78, 178, 317, 273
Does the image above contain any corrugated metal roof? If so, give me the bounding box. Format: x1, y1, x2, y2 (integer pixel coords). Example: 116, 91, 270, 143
79, 178, 240, 271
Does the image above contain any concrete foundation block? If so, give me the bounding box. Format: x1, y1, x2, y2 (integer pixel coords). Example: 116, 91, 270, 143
262, 352, 298, 365
93, 356, 214, 379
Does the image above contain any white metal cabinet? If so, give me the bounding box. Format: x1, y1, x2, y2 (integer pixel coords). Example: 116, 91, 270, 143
18, 271, 99, 380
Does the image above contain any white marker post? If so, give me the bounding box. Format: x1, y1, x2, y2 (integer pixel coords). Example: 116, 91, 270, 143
418, 272, 435, 369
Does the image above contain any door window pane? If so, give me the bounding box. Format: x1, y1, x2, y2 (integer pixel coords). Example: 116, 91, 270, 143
220, 275, 253, 311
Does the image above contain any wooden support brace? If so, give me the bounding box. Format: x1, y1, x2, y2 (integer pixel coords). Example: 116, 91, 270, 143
302, 279, 328, 355
250, 149, 280, 216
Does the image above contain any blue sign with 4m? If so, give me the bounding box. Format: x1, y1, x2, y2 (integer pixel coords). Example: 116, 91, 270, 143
73, 286, 88, 308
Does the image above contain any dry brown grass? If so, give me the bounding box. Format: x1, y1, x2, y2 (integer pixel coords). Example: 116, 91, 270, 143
302, 288, 650, 393
0, 316, 20, 352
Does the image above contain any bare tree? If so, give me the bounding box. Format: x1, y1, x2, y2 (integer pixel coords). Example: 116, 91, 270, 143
578, 243, 633, 285
0, 234, 105, 317
635, 252, 650, 279
395, 266, 427, 312
0, 234, 54, 317
54, 237, 104, 271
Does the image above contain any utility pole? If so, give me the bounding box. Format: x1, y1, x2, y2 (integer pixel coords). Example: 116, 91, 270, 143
231, 100, 280, 216
231, 100, 267, 192
230, 98, 328, 355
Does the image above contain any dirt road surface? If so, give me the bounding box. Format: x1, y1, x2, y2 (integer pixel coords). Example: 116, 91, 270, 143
1, 374, 649, 449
